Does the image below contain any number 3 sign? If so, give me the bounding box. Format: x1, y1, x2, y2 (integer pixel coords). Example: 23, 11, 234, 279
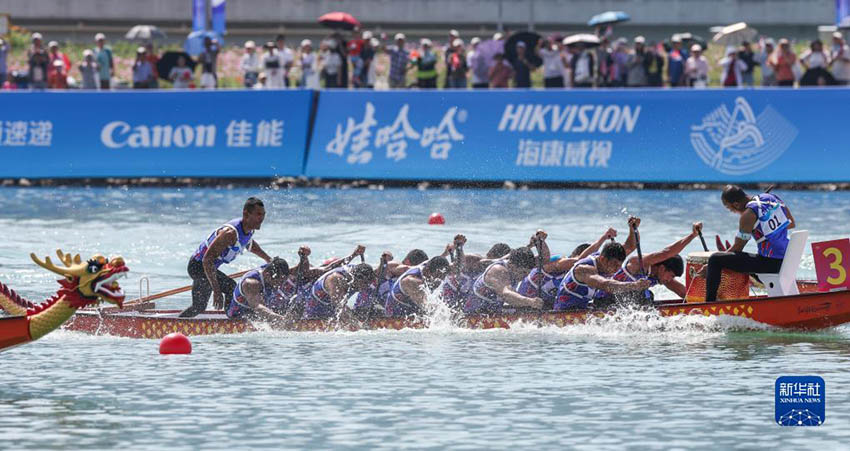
812, 239, 850, 291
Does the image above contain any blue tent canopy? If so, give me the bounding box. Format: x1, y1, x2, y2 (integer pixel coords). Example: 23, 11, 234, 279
588, 11, 630, 27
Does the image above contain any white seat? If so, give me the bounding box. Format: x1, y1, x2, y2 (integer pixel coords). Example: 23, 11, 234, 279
756, 230, 808, 297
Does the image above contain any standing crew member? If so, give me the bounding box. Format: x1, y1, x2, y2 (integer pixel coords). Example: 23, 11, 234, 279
181, 197, 271, 317
705, 185, 795, 302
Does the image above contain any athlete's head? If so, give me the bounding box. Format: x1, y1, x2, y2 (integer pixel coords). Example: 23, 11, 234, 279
422, 256, 451, 288
570, 243, 591, 258
721, 185, 749, 213
264, 257, 290, 287
598, 241, 626, 274
350, 263, 376, 291
504, 247, 535, 280
654, 255, 684, 284
403, 249, 429, 266
487, 242, 511, 259
243, 197, 266, 230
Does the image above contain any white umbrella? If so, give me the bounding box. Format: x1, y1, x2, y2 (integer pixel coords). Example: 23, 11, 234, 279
125, 25, 167, 41
562, 33, 601, 47
712, 22, 757, 46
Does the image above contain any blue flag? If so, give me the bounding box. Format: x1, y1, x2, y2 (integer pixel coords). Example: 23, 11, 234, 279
212, 0, 226, 35
193, 0, 206, 31
838, 0, 850, 26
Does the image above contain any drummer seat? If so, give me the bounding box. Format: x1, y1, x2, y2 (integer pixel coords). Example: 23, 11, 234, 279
756, 230, 809, 297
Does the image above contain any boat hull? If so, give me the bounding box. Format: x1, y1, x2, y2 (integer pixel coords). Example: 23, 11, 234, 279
62, 288, 850, 338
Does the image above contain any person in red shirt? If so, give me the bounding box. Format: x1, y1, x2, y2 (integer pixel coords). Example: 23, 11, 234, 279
146, 43, 160, 89
47, 41, 71, 89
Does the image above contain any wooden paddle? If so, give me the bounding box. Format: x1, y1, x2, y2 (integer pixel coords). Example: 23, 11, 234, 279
698, 229, 709, 252
633, 224, 645, 276
120, 269, 251, 308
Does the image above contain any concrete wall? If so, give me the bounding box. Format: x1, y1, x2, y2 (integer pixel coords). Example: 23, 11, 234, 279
0, 0, 835, 26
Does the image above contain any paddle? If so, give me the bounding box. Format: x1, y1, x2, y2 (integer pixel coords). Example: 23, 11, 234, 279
120, 269, 251, 308
633, 224, 645, 276
533, 237, 552, 311
698, 229, 709, 252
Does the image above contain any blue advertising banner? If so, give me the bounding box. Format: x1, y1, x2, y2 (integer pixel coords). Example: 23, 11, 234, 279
0, 90, 312, 178
304, 89, 850, 183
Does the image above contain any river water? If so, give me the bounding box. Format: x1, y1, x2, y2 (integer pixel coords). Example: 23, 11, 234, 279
1, 187, 848, 449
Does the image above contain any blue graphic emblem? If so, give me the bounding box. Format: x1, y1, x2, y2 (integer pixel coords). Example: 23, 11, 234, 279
775, 376, 825, 426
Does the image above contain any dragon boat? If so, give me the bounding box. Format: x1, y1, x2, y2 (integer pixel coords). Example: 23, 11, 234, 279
0, 250, 128, 352
60, 280, 850, 338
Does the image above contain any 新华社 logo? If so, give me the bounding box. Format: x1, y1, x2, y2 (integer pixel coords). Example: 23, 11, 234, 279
775, 375, 825, 426
690, 97, 797, 175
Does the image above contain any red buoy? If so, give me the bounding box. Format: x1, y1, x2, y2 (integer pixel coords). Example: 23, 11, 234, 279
428, 212, 445, 225
159, 332, 192, 354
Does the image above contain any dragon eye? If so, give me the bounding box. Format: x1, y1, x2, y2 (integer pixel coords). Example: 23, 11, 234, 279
87, 258, 104, 274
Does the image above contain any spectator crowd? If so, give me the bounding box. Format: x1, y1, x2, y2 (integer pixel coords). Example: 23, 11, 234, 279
2, 27, 850, 90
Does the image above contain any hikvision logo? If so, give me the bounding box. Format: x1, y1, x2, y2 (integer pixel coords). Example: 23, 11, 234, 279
497, 104, 641, 133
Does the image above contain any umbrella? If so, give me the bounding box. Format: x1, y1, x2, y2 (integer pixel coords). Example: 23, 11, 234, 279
504, 31, 542, 67
157, 51, 197, 81
125, 25, 167, 41
712, 22, 758, 46
587, 11, 630, 27
184, 30, 223, 57
477, 39, 505, 68
563, 33, 601, 48
319, 12, 361, 31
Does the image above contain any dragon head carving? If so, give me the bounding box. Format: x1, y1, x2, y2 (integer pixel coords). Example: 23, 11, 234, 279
30, 250, 129, 308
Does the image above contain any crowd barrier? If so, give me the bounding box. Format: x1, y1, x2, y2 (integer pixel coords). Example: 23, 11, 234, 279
0, 89, 313, 178
1, 88, 848, 182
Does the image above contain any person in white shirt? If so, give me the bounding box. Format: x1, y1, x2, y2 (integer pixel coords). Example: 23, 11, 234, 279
240, 41, 260, 88
275, 34, 294, 87
262, 42, 284, 89
799, 39, 834, 86
467, 37, 489, 89
169, 55, 194, 89
300, 39, 319, 89
829, 32, 850, 85
719, 45, 747, 87
320, 39, 343, 88
754, 39, 776, 86
684, 44, 710, 88
536, 36, 564, 88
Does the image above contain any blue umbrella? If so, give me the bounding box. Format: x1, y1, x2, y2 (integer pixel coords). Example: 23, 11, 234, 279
184, 30, 223, 56
587, 11, 630, 27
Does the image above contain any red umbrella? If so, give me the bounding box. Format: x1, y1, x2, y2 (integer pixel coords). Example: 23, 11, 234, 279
318, 12, 361, 31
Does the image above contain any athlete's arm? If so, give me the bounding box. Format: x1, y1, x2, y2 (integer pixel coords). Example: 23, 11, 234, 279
574, 265, 651, 294
633, 222, 702, 271
623, 217, 641, 255
400, 276, 428, 306
249, 241, 271, 262
728, 210, 758, 253
544, 257, 578, 274
785, 205, 796, 229
485, 266, 543, 309
664, 279, 687, 298
579, 227, 618, 259
202, 227, 237, 308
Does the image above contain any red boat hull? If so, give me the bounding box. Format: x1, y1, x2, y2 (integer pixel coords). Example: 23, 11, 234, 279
62, 288, 850, 339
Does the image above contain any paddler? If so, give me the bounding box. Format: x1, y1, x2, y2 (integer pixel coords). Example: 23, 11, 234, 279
226, 257, 291, 323
554, 241, 652, 311
705, 185, 795, 302
352, 248, 431, 316
181, 197, 271, 317
304, 245, 375, 320
517, 227, 618, 307
464, 231, 547, 314
384, 256, 451, 317
595, 222, 703, 305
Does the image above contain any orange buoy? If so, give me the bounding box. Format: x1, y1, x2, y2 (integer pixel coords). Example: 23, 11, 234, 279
159, 332, 192, 354
428, 213, 445, 225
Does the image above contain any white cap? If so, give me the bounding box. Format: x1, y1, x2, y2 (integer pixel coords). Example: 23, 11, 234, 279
244, 40, 256, 48
83, 49, 94, 57
452, 38, 463, 47
493, 32, 504, 41
301, 39, 312, 47
449, 29, 460, 37
48, 40, 59, 48
370, 37, 380, 47
362, 30, 373, 39
137, 46, 146, 53
634, 36, 645, 44
671, 35, 682, 43
471, 37, 481, 45
834, 31, 844, 39
726, 45, 737, 55
394, 33, 406, 41
421, 38, 432, 46
32, 32, 43, 41
516, 41, 526, 48
94, 33, 106, 41
691, 44, 702, 52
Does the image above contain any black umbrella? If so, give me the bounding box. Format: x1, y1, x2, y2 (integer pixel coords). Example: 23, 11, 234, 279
157, 51, 197, 81
663, 33, 708, 52
504, 31, 542, 67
